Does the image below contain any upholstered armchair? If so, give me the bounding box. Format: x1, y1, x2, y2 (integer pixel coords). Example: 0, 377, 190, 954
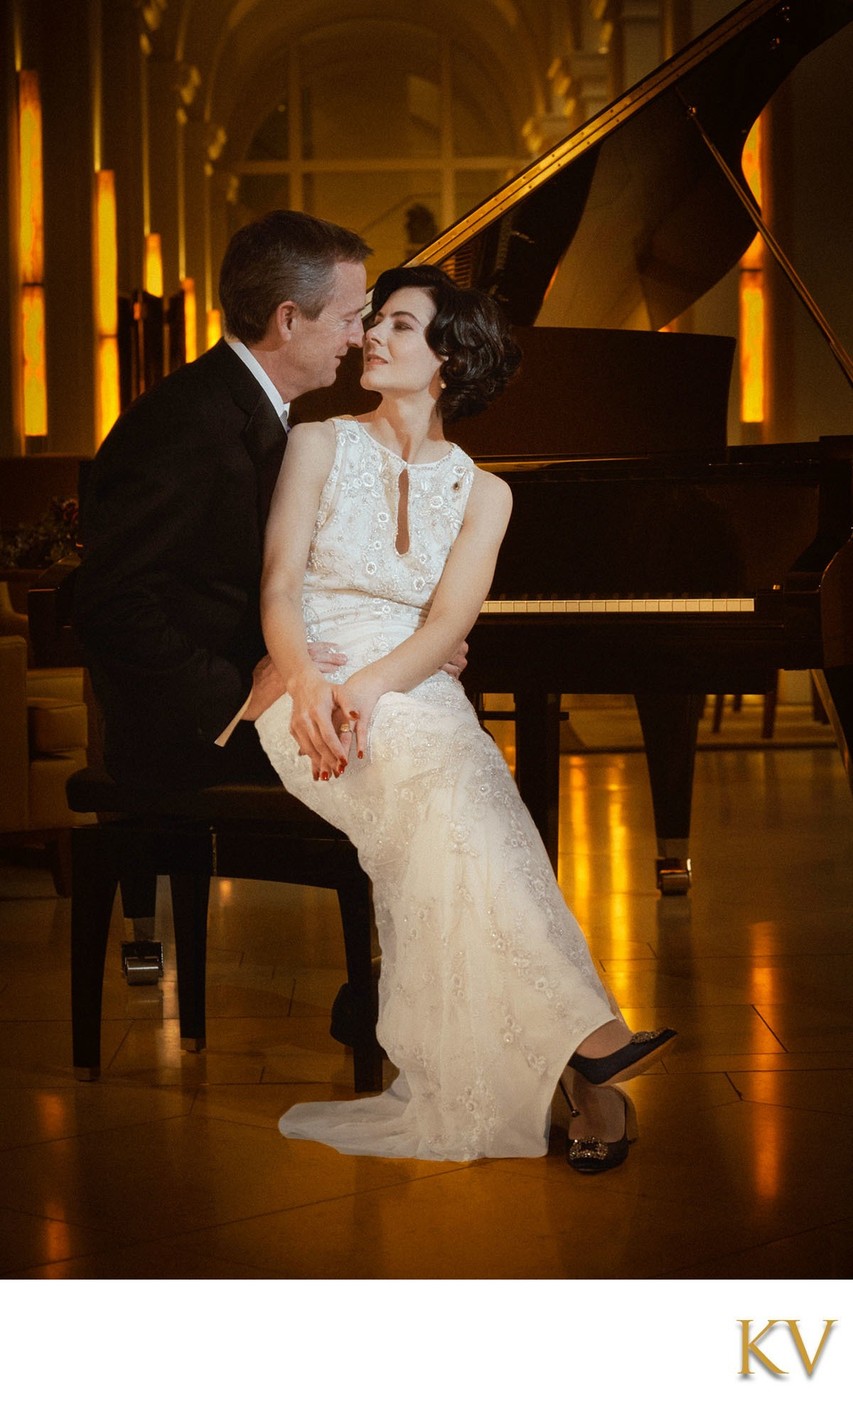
0, 634, 91, 894
0, 581, 28, 640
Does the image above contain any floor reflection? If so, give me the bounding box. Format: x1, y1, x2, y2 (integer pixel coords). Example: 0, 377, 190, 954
0, 737, 851, 1279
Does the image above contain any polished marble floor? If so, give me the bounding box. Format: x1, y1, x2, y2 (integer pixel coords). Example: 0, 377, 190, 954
1, 720, 851, 1280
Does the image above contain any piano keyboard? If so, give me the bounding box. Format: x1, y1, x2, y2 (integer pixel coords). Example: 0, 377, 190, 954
480, 597, 755, 614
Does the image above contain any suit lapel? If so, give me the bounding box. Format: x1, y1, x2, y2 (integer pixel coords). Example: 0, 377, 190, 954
209, 341, 287, 531
242, 396, 287, 529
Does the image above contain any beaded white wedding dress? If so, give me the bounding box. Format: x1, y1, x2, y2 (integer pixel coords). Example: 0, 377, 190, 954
256, 418, 617, 1161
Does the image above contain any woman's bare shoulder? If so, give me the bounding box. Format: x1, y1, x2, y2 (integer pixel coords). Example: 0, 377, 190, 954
470, 463, 513, 515
287, 419, 339, 453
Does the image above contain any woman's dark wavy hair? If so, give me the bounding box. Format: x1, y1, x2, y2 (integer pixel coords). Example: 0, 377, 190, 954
370, 265, 521, 421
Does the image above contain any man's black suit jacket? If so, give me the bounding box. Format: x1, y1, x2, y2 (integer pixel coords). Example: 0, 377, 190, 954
73, 340, 287, 796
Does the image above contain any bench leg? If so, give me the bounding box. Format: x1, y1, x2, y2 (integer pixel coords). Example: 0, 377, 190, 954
170, 870, 211, 1052
335, 867, 383, 1093
71, 826, 120, 1080
119, 868, 157, 919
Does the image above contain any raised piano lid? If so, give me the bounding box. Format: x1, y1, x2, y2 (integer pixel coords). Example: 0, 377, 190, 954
293, 0, 853, 455
418, 0, 853, 333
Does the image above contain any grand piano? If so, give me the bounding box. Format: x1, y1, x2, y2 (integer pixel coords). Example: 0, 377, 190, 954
295, 0, 853, 893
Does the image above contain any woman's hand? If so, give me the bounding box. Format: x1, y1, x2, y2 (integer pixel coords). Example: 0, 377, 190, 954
331, 668, 384, 764
288, 667, 351, 780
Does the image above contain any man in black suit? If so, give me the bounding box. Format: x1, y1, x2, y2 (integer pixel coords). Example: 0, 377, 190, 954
74, 210, 370, 797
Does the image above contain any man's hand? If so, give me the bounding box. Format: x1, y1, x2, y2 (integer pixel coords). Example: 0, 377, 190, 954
441, 639, 468, 679
241, 642, 347, 724
307, 641, 348, 675
241, 655, 286, 721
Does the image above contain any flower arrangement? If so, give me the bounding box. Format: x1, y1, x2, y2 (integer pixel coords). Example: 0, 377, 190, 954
0, 496, 80, 568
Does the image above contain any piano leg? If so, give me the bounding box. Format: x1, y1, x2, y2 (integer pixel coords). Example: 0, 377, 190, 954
813, 667, 853, 794
513, 690, 562, 870
634, 692, 703, 894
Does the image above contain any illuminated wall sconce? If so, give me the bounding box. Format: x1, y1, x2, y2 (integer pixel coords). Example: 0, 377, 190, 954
181, 277, 197, 362
145, 232, 164, 297
206, 308, 222, 349
94, 169, 120, 443
739, 118, 766, 426
18, 69, 47, 437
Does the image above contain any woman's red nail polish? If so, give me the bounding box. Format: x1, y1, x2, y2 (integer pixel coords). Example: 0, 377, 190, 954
321, 771, 329, 781
357, 750, 364, 759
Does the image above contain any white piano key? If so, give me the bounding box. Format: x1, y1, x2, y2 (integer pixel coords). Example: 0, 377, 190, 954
479, 596, 759, 615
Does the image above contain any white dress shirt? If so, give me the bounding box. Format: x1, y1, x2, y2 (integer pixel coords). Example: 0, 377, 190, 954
226, 338, 290, 429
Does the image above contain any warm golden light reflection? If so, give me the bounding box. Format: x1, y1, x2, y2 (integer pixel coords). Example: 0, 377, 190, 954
752, 1103, 783, 1201
94, 171, 120, 442
748, 920, 782, 957
21, 286, 47, 435
740, 273, 765, 423
745, 916, 783, 1200
739, 117, 766, 425
45, 1221, 78, 1261
559, 758, 592, 920
18, 71, 43, 284
606, 770, 630, 893
36, 1092, 66, 1130
206, 307, 222, 348
604, 764, 638, 956
742, 118, 763, 205
181, 277, 197, 362
145, 232, 164, 296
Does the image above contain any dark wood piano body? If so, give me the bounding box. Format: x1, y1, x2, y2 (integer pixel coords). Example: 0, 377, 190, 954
464, 437, 853, 885
295, 0, 853, 892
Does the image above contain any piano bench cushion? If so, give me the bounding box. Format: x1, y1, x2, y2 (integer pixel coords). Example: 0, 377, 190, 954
27, 698, 87, 755
64, 767, 347, 839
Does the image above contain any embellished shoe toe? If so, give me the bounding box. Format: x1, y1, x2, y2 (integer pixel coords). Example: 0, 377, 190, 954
568, 1027, 676, 1086
566, 1088, 638, 1175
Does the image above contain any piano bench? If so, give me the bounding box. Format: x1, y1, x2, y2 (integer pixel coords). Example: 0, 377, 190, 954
64, 767, 382, 1094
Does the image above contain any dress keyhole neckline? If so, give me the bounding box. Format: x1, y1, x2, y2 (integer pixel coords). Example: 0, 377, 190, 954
395, 465, 411, 555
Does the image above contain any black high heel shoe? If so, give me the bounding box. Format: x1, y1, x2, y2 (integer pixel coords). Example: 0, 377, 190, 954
559, 1079, 638, 1174
568, 1027, 676, 1086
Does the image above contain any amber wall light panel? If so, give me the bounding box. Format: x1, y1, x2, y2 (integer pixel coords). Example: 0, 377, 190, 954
739, 119, 766, 426
94, 170, 120, 442
145, 233, 164, 298
18, 69, 47, 437
181, 277, 197, 363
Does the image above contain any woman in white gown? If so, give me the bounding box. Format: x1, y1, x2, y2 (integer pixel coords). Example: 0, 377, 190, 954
256, 265, 675, 1167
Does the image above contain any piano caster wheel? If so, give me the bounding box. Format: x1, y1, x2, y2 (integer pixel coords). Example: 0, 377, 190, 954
121, 940, 164, 985
656, 857, 692, 895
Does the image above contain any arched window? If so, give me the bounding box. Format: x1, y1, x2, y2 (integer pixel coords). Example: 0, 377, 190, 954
233, 22, 523, 280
